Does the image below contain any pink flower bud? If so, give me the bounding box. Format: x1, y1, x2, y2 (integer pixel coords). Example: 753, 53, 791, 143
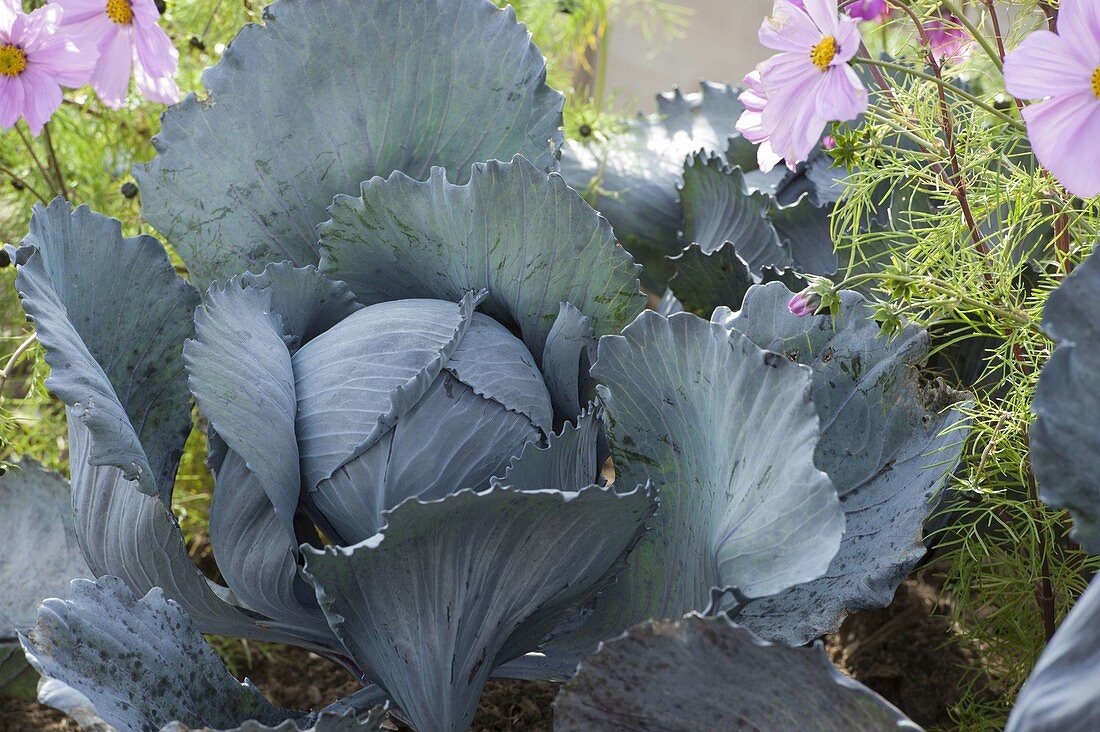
787, 289, 822, 317
848, 0, 890, 22
924, 9, 972, 63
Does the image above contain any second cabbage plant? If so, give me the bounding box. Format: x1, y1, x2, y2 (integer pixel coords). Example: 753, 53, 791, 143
4, 0, 970, 730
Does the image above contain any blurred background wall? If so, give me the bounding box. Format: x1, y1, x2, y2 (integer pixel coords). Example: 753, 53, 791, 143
602, 0, 774, 110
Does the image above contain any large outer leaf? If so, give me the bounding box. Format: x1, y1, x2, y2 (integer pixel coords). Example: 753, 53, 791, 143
137, 0, 564, 285
669, 241, 807, 315
35, 680, 111, 729
1006, 575, 1100, 732
496, 404, 602, 492
68, 425, 341, 652
319, 157, 645, 377
0, 461, 91, 636
32, 629, 385, 730
160, 708, 387, 732
1031, 251, 1100, 553
20, 577, 294, 732
37, 681, 386, 732
0, 461, 91, 699
17, 201, 336, 651
594, 310, 842, 613
678, 153, 791, 271
667, 154, 831, 313
301, 485, 656, 732
558, 83, 748, 286
771, 192, 838, 276
540, 302, 596, 419
553, 614, 922, 731
667, 242, 756, 315
37, 680, 386, 732
208, 451, 332, 636
188, 264, 360, 635
722, 284, 968, 644
16, 200, 198, 501
513, 311, 842, 678
186, 282, 302, 543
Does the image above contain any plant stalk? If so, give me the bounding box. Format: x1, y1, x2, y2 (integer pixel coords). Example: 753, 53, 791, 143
41, 122, 68, 199
0, 332, 38, 396
1025, 464, 1057, 643
15, 123, 61, 199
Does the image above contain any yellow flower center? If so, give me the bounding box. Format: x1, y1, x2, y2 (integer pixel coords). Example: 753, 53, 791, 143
106, 0, 134, 25
0, 45, 27, 77
811, 36, 838, 71
1092, 67, 1100, 100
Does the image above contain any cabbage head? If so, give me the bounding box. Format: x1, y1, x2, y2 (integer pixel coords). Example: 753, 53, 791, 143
14, 156, 656, 730
10, 0, 653, 728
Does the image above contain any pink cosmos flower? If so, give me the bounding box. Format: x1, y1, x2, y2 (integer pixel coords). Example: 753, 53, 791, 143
0, 0, 95, 134
1004, 0, 1100, 198
736, 70, 783, 172
924, 9, 971, 64
51, 0, 179, 108
788, 0, 889, 22
737, 0, 867, 171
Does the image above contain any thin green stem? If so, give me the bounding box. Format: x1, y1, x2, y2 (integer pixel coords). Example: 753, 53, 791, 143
983, 0, 1026, 115
41, 122, 68, 200
852, 57, 1024, 131
865, 105, 943, 154
0, 332, 38, 396
14, 123, 60, 198
838, 272, 1039, 333
876, 143, 938, 161
593, 19, 610, 112
200, 0, 225, 40
0, 164, 50, 204
61, 98, 133, 131
856, 49, 987, 256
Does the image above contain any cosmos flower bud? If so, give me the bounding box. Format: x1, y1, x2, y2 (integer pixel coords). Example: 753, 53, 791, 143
848, 0, 890, 22
788, 288, 822, 317
924, 9, 972, 64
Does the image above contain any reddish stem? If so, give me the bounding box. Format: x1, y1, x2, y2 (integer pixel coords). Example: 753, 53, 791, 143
1038, 1, 1058, 32
892, 2, 989, 257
